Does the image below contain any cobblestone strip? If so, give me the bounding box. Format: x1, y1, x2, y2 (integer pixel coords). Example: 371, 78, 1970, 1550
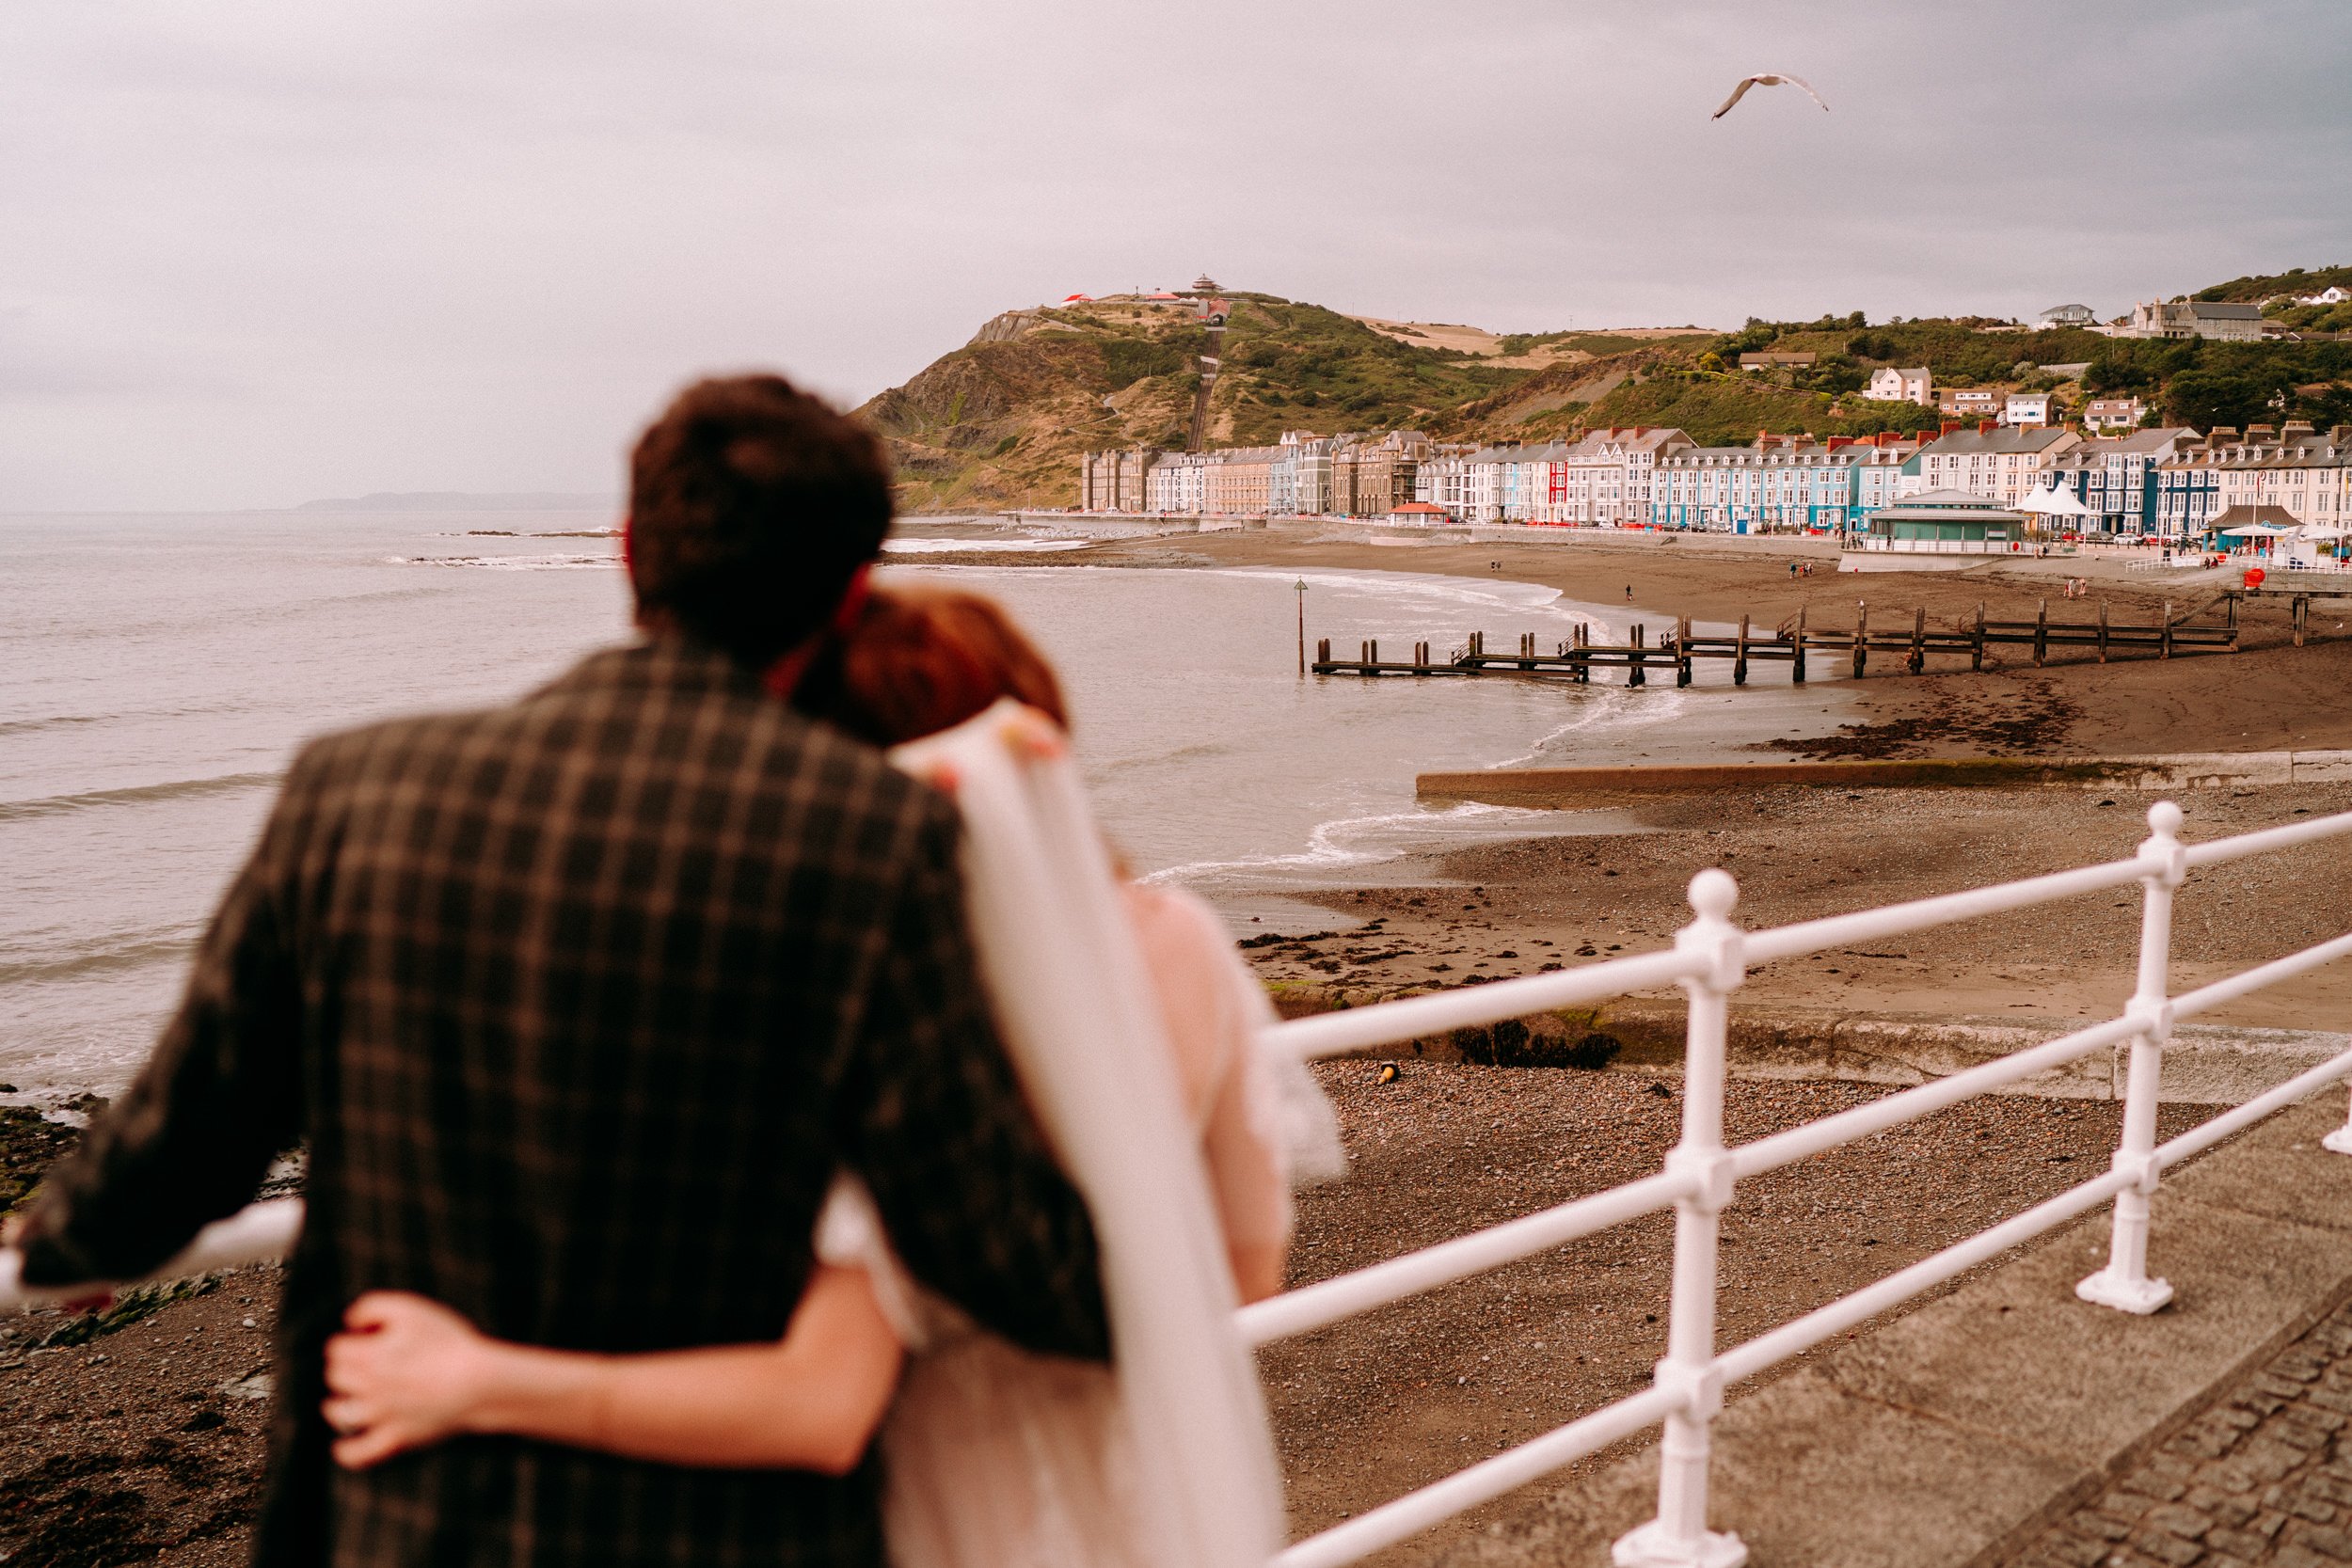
2009, 1296, 2352, 1568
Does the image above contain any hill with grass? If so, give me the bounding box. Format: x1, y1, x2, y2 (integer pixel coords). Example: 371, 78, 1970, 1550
858, 294, 1547, 513
864, 284, 2352, 512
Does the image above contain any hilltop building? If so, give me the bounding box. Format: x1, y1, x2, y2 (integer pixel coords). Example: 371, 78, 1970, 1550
2040, 304, 2098, 327
2124, 300, 2266, 341
1738, 352, 1816, 372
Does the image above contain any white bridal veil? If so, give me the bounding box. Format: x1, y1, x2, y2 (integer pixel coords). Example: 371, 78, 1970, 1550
893, 706, 1288, 1568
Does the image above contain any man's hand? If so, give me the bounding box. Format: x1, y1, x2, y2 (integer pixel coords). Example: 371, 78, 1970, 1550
322, 1291, 499, 1469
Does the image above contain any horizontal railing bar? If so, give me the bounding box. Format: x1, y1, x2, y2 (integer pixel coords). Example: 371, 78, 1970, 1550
2155, 1047, 2352, 1170
1238, 1169, 1692, 1347
1266, 948, 1698, 1062
1272, 1386, 1682, 1568
2169, 931, 2352, 1022
1741, 857, 2149, 965
2183, 808, 2352, 869
1729, 1013, 2140, 1180
1716, 1167, 2134, 1384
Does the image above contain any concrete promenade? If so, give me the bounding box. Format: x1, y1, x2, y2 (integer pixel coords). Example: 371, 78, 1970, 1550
1445, 1096, 2352, 1568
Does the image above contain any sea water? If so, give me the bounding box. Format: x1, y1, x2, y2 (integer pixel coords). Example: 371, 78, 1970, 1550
0, 511, 1666, 1095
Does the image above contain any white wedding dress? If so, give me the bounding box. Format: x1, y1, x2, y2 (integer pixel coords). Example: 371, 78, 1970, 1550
812, 705, 1340, 1568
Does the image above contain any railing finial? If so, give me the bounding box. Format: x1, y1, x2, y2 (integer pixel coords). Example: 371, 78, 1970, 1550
1687, 867, 1739, 921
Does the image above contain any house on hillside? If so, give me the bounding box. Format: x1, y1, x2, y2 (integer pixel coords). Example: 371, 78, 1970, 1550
1938, 388, 2001, 419
2004, 392, 2056, 427
1866, 366, 1933, 404
2298, 285, 2350, 306
2040, 304, 2097, 326
1738, 352, 1817, 371
2083, 397, 2147, 432
2125, 300, 2265, 341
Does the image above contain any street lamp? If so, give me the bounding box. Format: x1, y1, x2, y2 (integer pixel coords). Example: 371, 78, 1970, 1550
1295, 578, 1310, 676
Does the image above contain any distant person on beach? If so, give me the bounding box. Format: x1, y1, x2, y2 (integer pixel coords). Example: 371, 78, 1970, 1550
1626, 584, 1634, 600
315, 585, 1335, 1567
4, 376, 1111, 1568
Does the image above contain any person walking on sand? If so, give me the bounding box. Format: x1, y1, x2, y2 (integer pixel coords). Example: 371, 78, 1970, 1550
3, 376, 1109, 1568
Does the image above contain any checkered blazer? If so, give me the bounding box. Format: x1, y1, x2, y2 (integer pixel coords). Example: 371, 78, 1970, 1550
19, 636, 1110, 1568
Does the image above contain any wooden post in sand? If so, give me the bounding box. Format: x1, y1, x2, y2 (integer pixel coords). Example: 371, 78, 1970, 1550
1908, 608, 1926, 674
2159, 604, 2171, 661
1572, 624, 1588, 683
2294, 594, 2309, 648
1851, 601, 1868, 680
2097, 601, 2109, 663
1676, 617, 1693, 687
1792, 607, 1807, 685
2227, 595, 2240, 654
2034, 600, 2049, 667
1317, 637, 1330, 666
1734, 614, 1751, 686
1973, 603, 1987, 672
1629, 624, 1647, 688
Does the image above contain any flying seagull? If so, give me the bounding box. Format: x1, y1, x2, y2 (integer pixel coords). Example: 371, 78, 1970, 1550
1712, 71, 1829, 119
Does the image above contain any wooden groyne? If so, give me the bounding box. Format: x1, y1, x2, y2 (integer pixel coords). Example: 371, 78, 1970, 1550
1311, 595, 2256, 687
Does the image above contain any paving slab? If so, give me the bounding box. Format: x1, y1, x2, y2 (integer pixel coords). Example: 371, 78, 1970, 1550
1436, 1098, 2352, 1568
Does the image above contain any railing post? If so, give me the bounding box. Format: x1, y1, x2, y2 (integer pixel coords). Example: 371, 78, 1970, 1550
2077, 801, 2186, 1315
1614, 870, 1748, 1568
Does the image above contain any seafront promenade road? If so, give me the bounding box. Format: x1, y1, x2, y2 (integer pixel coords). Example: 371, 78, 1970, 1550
2009, 1301, 2352, 1568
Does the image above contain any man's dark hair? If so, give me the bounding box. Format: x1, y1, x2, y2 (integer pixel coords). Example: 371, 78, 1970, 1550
628, 374, 895, 667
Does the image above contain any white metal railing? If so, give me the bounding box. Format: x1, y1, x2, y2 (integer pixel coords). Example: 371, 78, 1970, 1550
7, 806, 2352, 1568
1247, 800, 2352, 1568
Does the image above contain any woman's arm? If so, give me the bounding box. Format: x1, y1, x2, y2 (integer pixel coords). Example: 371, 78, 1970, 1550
322, 1263, 903, 1474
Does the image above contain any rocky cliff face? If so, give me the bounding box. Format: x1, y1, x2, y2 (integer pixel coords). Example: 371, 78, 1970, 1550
855, 294, 1542, 512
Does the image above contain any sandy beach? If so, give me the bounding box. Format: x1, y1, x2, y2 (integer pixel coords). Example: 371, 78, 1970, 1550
8, 525, 2346, 1566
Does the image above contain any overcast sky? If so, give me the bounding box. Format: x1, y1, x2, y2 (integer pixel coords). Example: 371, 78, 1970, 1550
5, 1, 2347, 511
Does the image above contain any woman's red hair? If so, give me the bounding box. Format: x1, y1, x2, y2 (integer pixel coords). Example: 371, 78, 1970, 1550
793, 586, 1070, 748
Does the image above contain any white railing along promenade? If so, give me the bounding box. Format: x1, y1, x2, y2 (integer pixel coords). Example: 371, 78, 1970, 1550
7, 804, 2352, 1568
1245, 800, 2352, 1568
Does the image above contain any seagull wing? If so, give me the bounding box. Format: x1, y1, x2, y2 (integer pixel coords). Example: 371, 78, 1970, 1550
1778, 71, 1831, 111
1711, 75, 1758, 119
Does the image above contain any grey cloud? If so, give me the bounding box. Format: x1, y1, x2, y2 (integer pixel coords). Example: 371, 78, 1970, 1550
1, 0, 2345, 509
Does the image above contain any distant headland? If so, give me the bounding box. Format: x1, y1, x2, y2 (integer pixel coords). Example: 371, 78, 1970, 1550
294, 491, 617, 513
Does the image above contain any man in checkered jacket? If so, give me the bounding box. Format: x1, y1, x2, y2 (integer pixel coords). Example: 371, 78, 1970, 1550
11, 376, 1109, 1567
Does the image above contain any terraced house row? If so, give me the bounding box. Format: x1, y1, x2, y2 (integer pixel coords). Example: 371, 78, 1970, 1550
1076, 420, 2352, 538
